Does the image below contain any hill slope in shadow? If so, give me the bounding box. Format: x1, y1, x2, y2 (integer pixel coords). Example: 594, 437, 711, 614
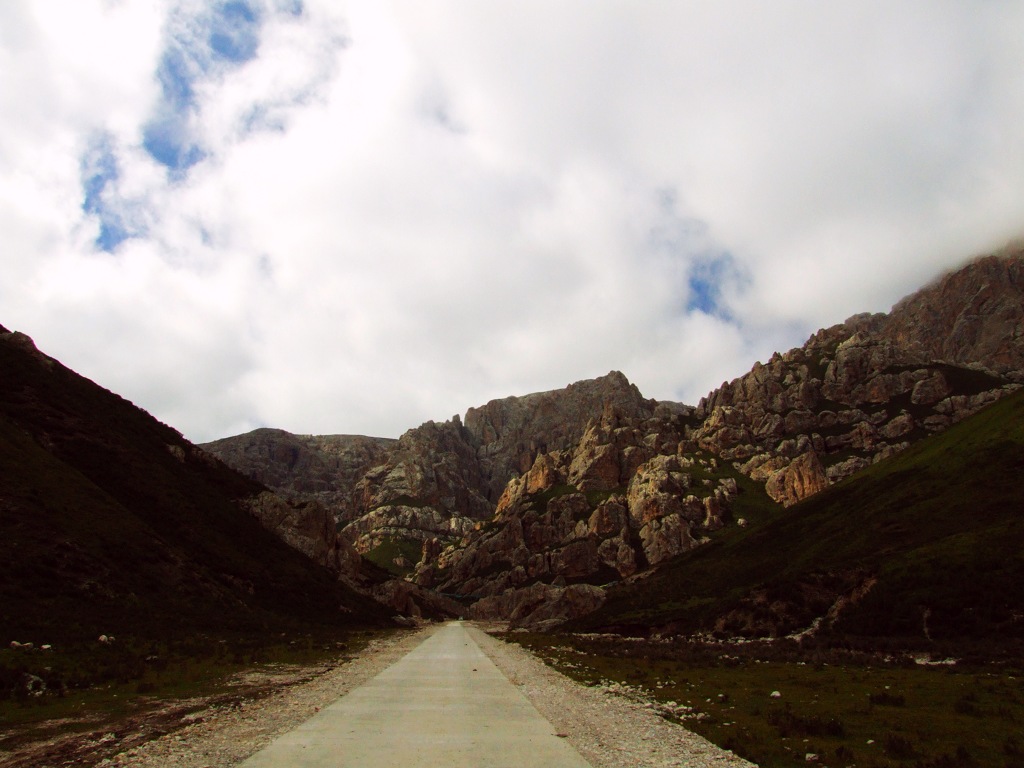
0, 326, 392, 652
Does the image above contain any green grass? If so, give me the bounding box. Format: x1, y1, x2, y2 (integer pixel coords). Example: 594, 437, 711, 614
584, 486, 625, 508
511, 633, 1024, 768
526, 484, 580, 513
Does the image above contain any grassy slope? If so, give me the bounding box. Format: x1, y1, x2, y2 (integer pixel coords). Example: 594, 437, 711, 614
575, 389, 1024, 648
0, 333, 392, 652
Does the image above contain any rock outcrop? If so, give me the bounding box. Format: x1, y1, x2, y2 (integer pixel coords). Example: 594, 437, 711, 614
240, 491, 366, 583
463, 371, 667, 501
414, 407, 744, 619
693, 302, 1019, 506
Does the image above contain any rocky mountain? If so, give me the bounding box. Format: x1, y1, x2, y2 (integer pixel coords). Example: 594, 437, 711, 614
692, 245, 1024, 507
205, 245, 1024, 630
878, 243, 1024, 372
462, 370, 683, 501
204, 371, 676, 568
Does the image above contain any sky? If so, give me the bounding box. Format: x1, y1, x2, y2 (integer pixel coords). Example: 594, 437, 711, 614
3, 1, 1024, 443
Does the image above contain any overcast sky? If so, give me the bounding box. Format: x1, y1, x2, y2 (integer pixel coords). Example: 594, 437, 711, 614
3, 1, 1024, 442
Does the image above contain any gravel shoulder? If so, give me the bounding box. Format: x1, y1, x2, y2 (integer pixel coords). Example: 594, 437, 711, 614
2, 622, 755, 767
100, 627, 432, 768
0, 627, 430, 768
469, 624, 754, 768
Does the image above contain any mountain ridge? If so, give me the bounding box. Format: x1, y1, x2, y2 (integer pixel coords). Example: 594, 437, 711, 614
204, 243, 1024, 627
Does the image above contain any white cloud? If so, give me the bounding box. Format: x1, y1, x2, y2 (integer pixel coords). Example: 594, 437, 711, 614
3, 0, 1024, 442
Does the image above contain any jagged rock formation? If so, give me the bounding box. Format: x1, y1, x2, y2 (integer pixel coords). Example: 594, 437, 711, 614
241, 491, 366, 580
206, 245, 1024, 628
692, 246, 1024, 506
204, 370, 679, 580
462, 371, 680, 501
346, 418, 490, 559
415, 407, 746, 628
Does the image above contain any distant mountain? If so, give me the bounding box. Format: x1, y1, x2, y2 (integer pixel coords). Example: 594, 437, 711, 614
0, 326, 393, 651
204, 370, 684, 571
202, 429, 396, 522
205, 244, 1024, 633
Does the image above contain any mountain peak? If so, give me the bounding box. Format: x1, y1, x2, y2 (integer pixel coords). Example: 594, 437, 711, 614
879, 245, 1024, 373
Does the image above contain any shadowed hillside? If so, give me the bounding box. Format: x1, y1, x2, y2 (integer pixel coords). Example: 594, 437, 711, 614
0, 326, 393, 660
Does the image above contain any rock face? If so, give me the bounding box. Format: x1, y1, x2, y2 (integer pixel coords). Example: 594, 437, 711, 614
463, 371, 664, 501
412, 408, 744, 628
240, 491, 366, 582
203, 430, 395, 523
204, 372, 673, 567
879, 245, 1024, 373
692, 258, 1022, 507
206, 246, 1024, 627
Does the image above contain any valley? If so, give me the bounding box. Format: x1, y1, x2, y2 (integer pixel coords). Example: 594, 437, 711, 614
2, 244, 1023, 766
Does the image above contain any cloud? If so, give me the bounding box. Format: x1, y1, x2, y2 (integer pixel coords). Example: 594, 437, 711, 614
3, 1, 1024, 442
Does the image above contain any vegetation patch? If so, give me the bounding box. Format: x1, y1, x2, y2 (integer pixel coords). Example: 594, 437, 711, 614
363, 536, 423, 577
509, 632, 1024, 768
584, 487, 625, 509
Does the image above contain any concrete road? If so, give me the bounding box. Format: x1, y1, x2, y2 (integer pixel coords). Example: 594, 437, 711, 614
239, 621, 593, 767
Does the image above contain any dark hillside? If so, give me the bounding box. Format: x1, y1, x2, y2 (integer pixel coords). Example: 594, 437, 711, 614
0, 326, 391, 651
573, 388, 1024, 653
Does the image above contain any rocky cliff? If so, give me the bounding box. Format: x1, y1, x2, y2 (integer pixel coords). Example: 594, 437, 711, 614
416, 407, 750, 629
693, 244, 1024, 507
879, 244, 1024, 373
204, 371, 676, 573
463, 370, 675, 500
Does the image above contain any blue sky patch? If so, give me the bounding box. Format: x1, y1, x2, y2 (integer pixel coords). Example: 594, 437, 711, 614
80, 136, 138, 252
156, 46, 197, 112
686, 253, 740, 318
142, 1, 265, 172
209, 1, 261, 63
646, 188, 745, 320
143, 117, 206, 175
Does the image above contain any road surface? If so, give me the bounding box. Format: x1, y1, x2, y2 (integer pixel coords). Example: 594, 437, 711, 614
239, 621, 593, 767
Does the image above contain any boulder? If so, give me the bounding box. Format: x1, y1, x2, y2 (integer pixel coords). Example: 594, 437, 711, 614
765, 452, 829, 507
911, 371, 952, 405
